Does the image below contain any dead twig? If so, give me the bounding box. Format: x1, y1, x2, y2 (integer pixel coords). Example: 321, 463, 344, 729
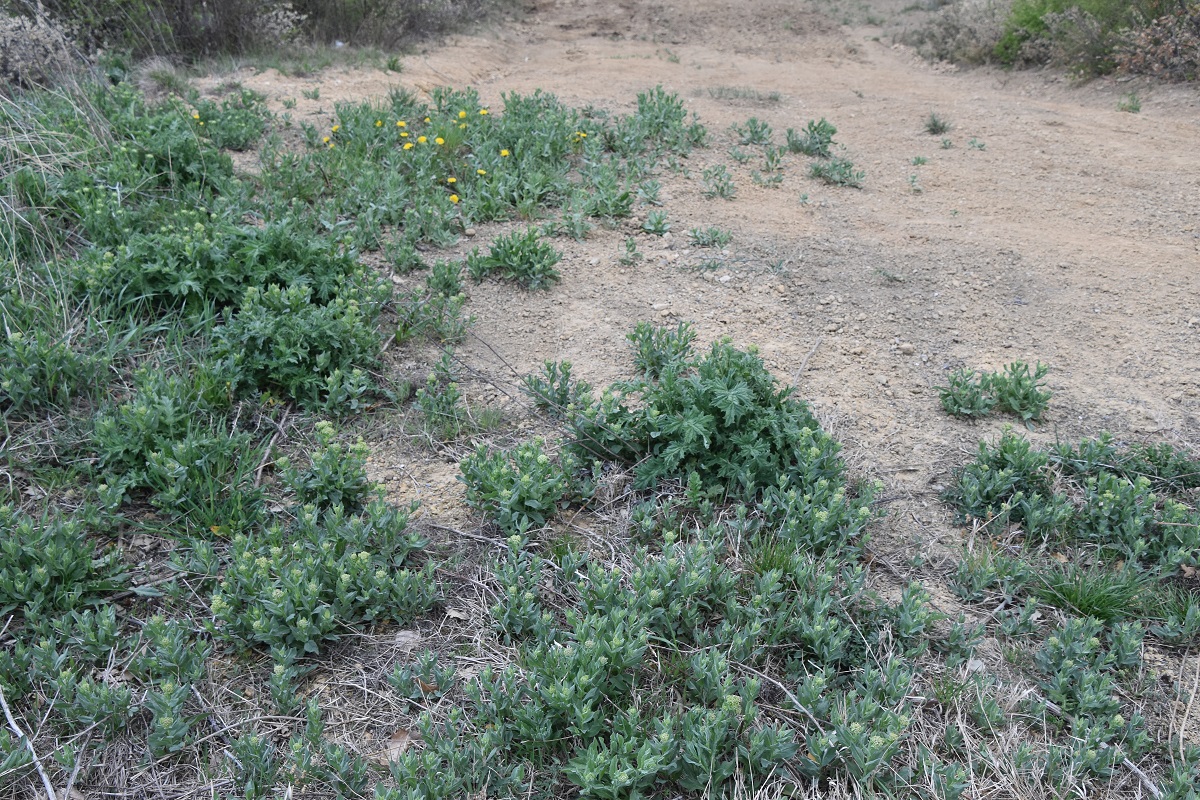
1180, 650, 1200, 764
254, 408, 291, 487
736, 662, 826, 735
792, 336, 823, 385
0, 682, 58, 800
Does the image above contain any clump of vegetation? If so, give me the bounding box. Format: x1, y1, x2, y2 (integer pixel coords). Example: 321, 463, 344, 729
466, 227, 563, 290
943, 428, 1200, 791
906, 0, 1193, 79
0, 73, 723, 796
947, 430, 1199, 622
785, 118, 837, 158
567, 323, 868, 508
437, 328, 974, 800
924, 111, 952, 135
940, 424, 1200, 796
701, 163, 737, 199
459, 438, 592, 534
731, 116, 773, 145
1116, 91, 1142, 112
809, 157, 864, 188
687, 226, 733, 248
1116, 5, 1200, 81
522, 360, 593, 418
938, 361, 1052, 423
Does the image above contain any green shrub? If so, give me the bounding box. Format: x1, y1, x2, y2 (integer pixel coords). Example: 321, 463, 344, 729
92, 364, 234, 479
1032, 618, 1150, 775
938, 361, 1051, 423
0, 301, 101, 416
687, 226, 733, 248
924, 111, 952, 135
0, 504, 127, 620
731, 117, 772, 145
92, 84, 235, 190
459, 438, 591, 534
701, 164, 736, 199
568, 328, 850, 502
466, 228, 561, 290
522, 360, 593, 418
191, 88, 271, 151
143, 428, 266, 535
413, 350, 479, 440
809, 157, 864, 188
627, 320, 696, 380
395, 281, 473, 345
785, 118, 837, 158
938, 369, 997, 419
217, 282, 386, 407
210, 500, 432, 655
73, 214, 367, 315
1117, 4, 1200, 81
278, 421, 374, 514
994, 0, 1178, 73
987, 361, 1052, 422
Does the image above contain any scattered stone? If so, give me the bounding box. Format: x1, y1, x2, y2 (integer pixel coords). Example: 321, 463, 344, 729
718, 275, 732, 284
898, 342, 916, 355
394, 629, 421, 650
463, 228, 477, 237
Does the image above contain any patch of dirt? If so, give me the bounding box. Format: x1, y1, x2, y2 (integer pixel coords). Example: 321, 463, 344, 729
202, 0, 1200, 741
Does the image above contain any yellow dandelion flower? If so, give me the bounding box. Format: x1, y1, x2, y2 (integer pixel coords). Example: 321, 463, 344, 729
191, 112, 200, 120
375, 120, 382, 127
417, 136, 427, 143
458, 123, 467, 129
447, 177, 456, 184
323, 136, 331, 143
424, 116, 431, 123
198, 121, 204, 126
396, 120, 407, 128
458, 110, 467, 119
435, 137, 445, 145
500, 149, 510, 157
479, 108, 489, 115
328, 143, 335, 149
449, 194, 460, 204
477, 169, 487, 175
332, 125, 340, 133
401, 132, 409, 138
403, 142, 414, 150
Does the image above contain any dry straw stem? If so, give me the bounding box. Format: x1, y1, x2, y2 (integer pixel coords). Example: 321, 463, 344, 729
1178, 650, 1200, 763
0, 681, 57, 800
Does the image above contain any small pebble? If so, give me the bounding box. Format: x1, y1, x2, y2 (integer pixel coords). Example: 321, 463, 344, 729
899, 342, 916, 355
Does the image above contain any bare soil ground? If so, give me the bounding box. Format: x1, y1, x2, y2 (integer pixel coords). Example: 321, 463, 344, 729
201, 0, 1200, 753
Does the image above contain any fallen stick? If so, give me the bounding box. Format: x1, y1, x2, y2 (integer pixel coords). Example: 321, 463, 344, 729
0, 683, 57, 800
